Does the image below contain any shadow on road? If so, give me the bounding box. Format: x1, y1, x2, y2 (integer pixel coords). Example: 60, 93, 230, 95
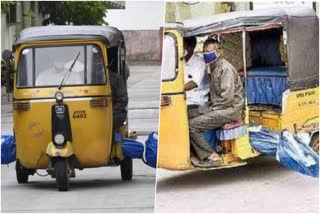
4, 176, 155, 192
157, 157, 295, 192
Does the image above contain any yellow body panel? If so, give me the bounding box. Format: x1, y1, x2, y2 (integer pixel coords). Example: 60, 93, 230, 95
282, 87, 319, 133
46, 141, 74, 157
14, 98, 113, 169
249, 87, 319, 133
158, 30, 192, 170
13, 39, 114, 169
232, 133, 260, 159
158, 95, 191, 170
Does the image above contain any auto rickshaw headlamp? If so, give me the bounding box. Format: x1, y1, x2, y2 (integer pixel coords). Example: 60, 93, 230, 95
55, 91, 64, 103
54, 134, 65, 145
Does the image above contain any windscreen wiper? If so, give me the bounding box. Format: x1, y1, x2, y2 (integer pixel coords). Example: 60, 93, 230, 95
58, 51, 80, 90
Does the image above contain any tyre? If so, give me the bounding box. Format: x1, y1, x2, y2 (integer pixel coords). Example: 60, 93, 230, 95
120, 157, 132, 181
310, 133, 319, 154
15, 160, 29, 184
55, 158, 69, 191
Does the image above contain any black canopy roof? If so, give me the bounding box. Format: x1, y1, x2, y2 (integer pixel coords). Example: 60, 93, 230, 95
167, 7, 319, 90
168, 7, 317, 36
13, 26, 124, 50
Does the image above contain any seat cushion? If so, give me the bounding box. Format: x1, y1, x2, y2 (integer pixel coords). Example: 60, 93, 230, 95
216, 125, 247, 141
222, 120, 243, 130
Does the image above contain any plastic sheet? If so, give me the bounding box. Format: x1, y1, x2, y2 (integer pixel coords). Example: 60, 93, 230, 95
246, 67, 288, 106
249, 126, 279, 156
1, 135, 16, 164
249, 126, 319, 177
121, 138, 144, 159
143, 132, 158, 168
277, 130, 319, 178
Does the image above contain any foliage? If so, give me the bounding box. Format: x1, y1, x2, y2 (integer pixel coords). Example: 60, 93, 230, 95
1, 60, 14, 92
220, 2, 237, 13
1, 1, 15, 14
39, 1, 108, 25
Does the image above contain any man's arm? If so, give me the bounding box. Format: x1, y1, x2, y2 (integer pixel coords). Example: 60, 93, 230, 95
184, 60, 206, 91
212, 68, 235, 110
184, 80, 197, 91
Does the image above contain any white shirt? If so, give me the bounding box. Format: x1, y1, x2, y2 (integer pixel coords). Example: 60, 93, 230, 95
184, 54, 210, 106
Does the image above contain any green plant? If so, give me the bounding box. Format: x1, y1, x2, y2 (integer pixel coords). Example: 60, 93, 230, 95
39, 1, 108, 25
1, 1, 15, 14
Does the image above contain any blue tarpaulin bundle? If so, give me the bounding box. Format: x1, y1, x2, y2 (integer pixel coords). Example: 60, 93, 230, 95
277, 130, 319, 178
121, 138, 144, 159
249, 126, 319, 177
249, 126, 279, 156
142, 132, 158, 168
120, 132, 158, 168
1, 135, 16, 164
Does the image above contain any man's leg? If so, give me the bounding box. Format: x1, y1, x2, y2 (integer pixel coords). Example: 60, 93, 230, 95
189, 110, 234, 161
187, 105, 200, 119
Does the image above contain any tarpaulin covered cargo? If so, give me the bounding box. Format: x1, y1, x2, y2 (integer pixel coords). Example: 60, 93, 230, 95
166, 7, 319, 91
249, 126, 319, 177
1, 135, 16, 164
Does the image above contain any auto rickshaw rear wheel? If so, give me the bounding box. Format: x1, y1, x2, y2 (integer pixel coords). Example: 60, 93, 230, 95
120, 157, 132, 181
55, 158, 69, 191
310, 133, 319, 154
15, 160, 29, 184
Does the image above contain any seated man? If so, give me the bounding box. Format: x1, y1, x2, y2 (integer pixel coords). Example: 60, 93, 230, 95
183, 36, 210, 119
189, 38, 245, 167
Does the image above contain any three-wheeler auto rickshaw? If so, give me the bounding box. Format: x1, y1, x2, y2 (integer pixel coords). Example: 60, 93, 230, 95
159, 7, 319, 170
2, 26, 133, 191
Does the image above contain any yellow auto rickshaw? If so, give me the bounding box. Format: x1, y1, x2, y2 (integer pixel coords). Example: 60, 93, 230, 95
2, 26, 133, 191
159, 7, 319, 170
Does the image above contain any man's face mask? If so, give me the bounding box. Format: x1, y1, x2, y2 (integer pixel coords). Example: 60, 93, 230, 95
203, 51, 217, 64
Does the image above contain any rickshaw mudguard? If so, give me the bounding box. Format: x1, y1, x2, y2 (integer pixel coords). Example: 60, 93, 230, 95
231, 132, 260, 160
46, 141, 75, 157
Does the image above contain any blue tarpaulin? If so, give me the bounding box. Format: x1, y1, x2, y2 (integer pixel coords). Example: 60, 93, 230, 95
277, 130, 319, 178
249, 126, 319, 177
246, 67, 289, 106
120, 132, 158, 168
249, 126, 279, 156
121, 138, 144, 159
142, 132, 158, 168
1, 135, 16, 164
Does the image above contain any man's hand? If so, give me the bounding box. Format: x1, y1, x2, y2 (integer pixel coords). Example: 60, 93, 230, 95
184, 80, 198, 91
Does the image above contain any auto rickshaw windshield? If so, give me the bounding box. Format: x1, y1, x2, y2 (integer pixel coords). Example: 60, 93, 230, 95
17, 44, 107, 88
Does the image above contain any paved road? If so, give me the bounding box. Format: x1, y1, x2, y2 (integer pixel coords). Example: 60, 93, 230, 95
155, 156, 319, 213
1, 63, 160, 213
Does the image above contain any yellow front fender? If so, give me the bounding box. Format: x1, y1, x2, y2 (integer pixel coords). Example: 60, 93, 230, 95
46, 141, 75, 157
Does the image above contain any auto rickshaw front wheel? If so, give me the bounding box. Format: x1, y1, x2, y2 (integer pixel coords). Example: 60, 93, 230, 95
16, 160, 30, 183
310, 133, 319, 154
120, 157, 132, 181
55, 158, 69, 191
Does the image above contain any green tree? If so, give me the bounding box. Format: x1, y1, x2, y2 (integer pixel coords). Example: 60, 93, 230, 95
1, 1, 15, 14
39, 1, 108, 25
